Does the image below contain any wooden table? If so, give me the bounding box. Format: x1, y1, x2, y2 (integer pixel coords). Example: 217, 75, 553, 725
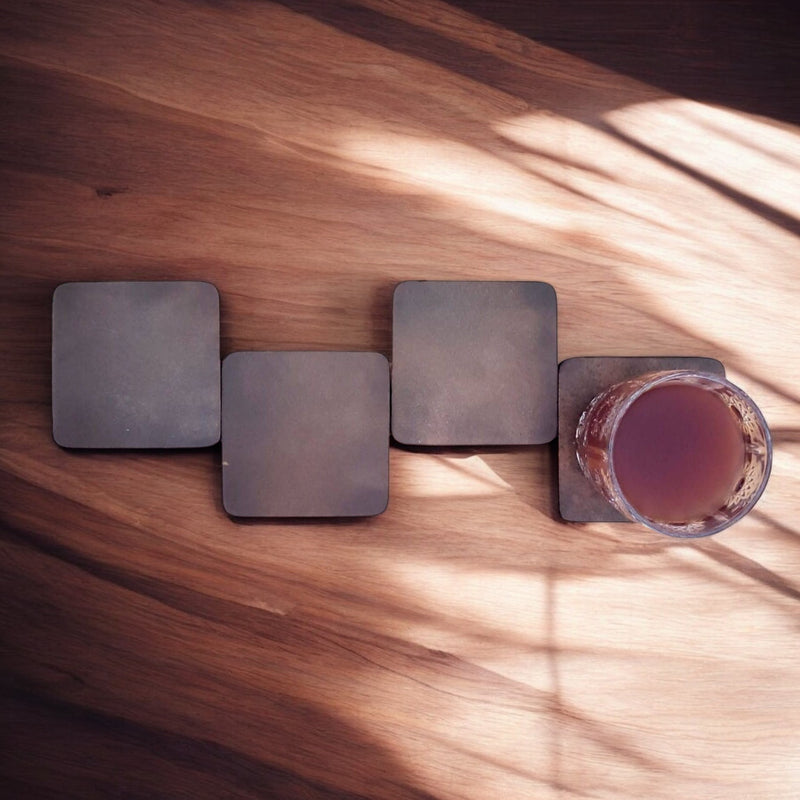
2, 2, 798, 797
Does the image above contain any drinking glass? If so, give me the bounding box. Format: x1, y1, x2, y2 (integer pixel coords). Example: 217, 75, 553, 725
575, 370, 772, 537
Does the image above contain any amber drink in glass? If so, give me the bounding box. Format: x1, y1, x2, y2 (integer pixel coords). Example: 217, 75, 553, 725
575, 371, 771, 537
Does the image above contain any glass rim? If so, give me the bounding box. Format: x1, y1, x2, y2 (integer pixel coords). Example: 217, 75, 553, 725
604, 370, 773, 538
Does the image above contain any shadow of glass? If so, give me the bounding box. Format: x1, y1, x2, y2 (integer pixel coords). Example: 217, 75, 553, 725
689, 537, 800, 603
770, 428, 800, 444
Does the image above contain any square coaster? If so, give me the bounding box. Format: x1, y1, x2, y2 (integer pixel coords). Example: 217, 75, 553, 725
52, 281, 221, 449
391, 281, 557, 445
558, 356, 725, 522
221, 351, 390, 518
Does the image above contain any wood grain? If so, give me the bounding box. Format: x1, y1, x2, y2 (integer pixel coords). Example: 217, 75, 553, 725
1, 1, 799, 798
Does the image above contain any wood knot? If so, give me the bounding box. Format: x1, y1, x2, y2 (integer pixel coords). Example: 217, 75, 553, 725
95, 186, 129, 198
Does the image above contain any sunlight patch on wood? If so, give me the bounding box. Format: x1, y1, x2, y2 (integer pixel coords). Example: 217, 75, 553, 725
605, 98, 800, 221
391, 559, 548, 641
391, 452, 513, 498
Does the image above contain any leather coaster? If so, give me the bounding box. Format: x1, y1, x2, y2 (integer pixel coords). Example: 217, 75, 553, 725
221, 351, 389, 518
391, 281, 557, 446
52, 281, 220, 448
558, 356, 725, 522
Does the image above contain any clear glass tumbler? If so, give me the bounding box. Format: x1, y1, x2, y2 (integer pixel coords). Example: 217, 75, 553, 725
575, 370, 772, 537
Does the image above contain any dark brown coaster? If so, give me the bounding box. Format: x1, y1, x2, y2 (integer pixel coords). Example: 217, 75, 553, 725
52, 281, 221, 449
221, 351, 390, 518
391, 281, 557, 446
558, 356, 725, 522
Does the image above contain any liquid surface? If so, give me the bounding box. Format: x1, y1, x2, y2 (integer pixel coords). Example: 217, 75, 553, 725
613, 383, 745, 523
